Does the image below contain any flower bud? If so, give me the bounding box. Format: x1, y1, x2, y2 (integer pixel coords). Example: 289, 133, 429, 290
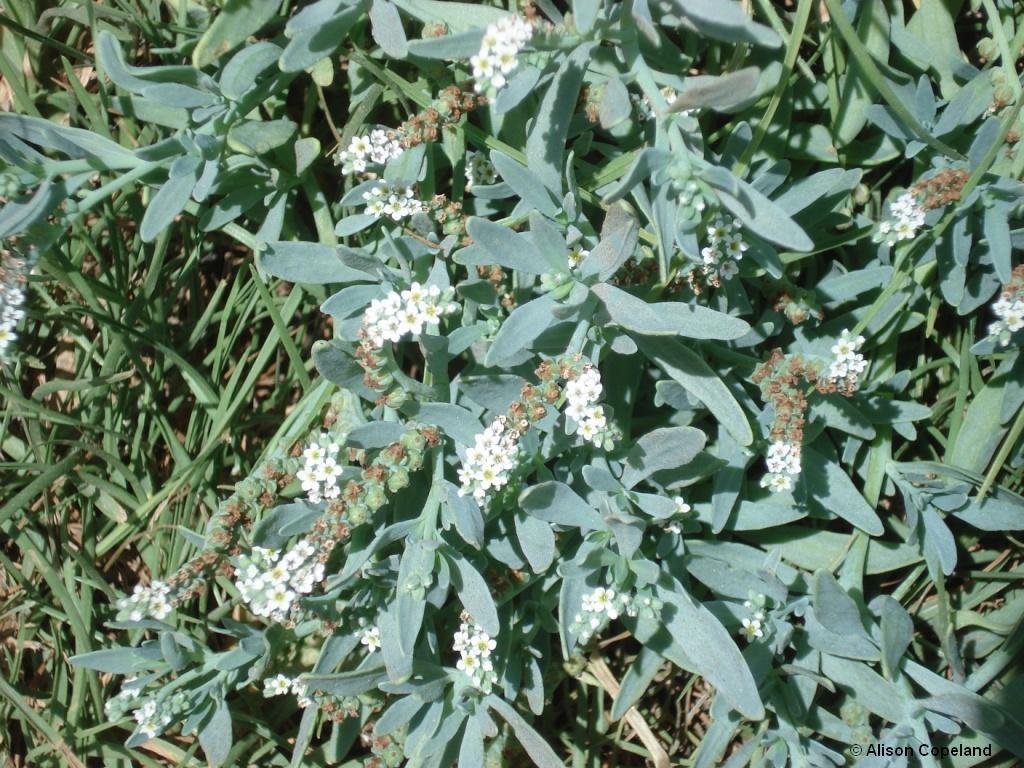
386, 466, 410, 492
400, 430, 427, 451
364, 484, 387, 511
852, 183, 870, 206
346, 503, 369, 525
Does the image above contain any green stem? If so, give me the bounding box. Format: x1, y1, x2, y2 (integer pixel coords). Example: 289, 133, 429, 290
976, 402, 1024, 500
71, 162, 157, 219
980, 0, 1022, 98
247, 264, 313, 392
418, 448, 446, 537
734, 0, 814, 175
821, 0, 965, 161
302, 176, 337, 246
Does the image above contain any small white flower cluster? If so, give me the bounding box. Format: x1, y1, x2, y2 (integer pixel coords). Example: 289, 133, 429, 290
103, 677, 142, 720
701, 215, 747, 281
988, 293, 1024, 346
739, 597, 767, 642
465, 152, 497, 191
760, 440, 802, 494
633, 86, 696, 121
679, 180, 708, 217
335, 129, 403, 175
117, 580, 173, 622
827, 328, 868, 388
263, 674, 314, 707
234, 541, 325, 623
564, 366, 612, 447
470, 16, 533, 93
664, 497, 692, 534
363, 183, 422, 221
134, 697, 172, 739
875, 191, 926, 245
457, 415, 521, 504
0, 273, 26, 361
361, 283, 459, 349
567, 245, 590, 270
453, 617, 498, 691
572, 586, 651, 646
296, 434, 343, 504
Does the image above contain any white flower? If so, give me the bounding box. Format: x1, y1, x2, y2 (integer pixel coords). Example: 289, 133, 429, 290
875, 191, 926, 245
826, 329, 868, 390
291, 679, 314, 708
267, 586, 295, 612
453, 618, 498, 691
148, 596, 171, 620
719, 259, 739, 280
361, 287, 459, 351
563, 365, 613, 448
348, 136, 371, 156
724, 234, 748, 259
264, 674, 293, 697
990, 293, 1024, 345
740, 617, 764, 641
567, 246, 590, 269
761, 473, 793, 493
363, 182, 421, 221
761, 441, 801, 493
335, 128, 403, 175
360, 625, 382, 653
574, 586, 644, 645
700, 215, 745, 282
115, 580, 175, 622
133, 697, 172, 739
470, 632, 497, 656
298, 434, 344, 504
707, 218, 732, 243
471, 16, 533, 93
458, 415, 521, 504
1004, 305, 1024, 332
234, 536, 326, 623
701, 245, 721, 266
765, 441, 801, 475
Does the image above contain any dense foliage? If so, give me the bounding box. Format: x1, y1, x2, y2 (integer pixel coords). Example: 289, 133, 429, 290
2, 0, 1024, 766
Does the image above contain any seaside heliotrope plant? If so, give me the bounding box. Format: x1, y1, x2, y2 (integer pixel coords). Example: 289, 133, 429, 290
1, 0, 1023, 766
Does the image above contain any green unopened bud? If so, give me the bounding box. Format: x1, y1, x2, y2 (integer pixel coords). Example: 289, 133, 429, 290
384, 389, 407, 409
381, 743, 404, 767
238, 479, 260, 501
364, 484, 387, 511
840, 700, 868, 726
977, 37, 996, 61
563, 655, 588, 677
668, 163, 690, 183
386, 466, 410, 492
852, 183, 870, 206
346, 503, 369, 525
994, 83, 1014, 105
400, 430, 427, 451
404, 446, 425, 470
0, 171, 19, 197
